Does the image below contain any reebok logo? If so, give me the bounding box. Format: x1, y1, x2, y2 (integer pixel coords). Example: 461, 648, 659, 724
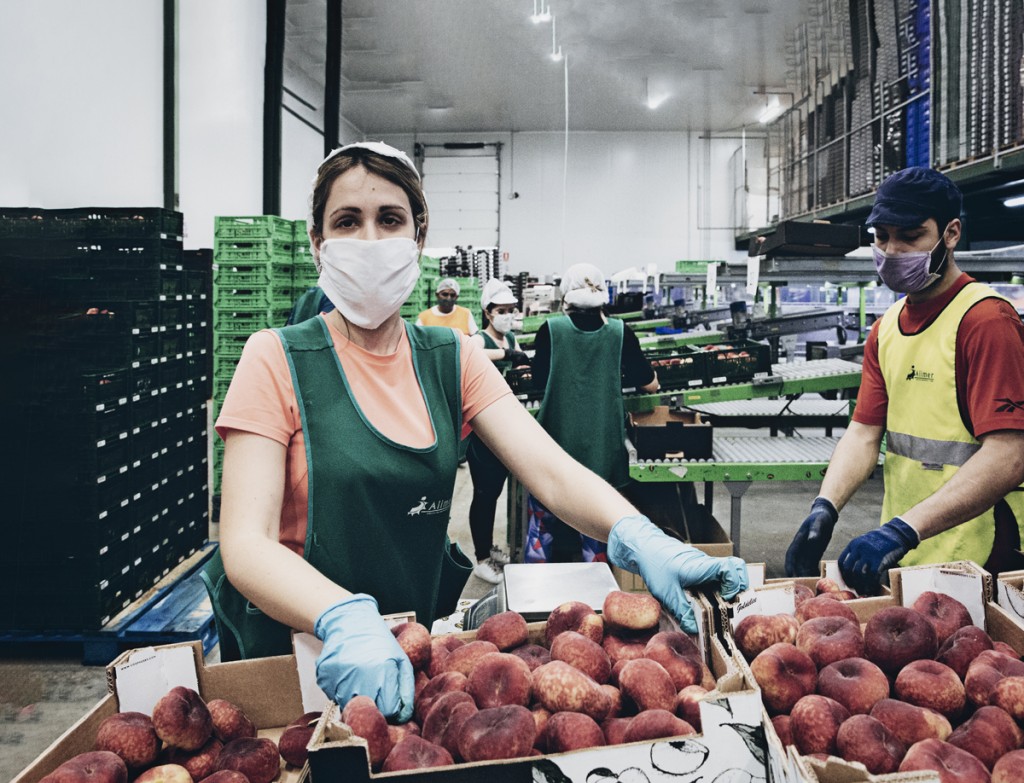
408, 496, 452, 517
996, 398, 1024, 414
905, 365, 934, 382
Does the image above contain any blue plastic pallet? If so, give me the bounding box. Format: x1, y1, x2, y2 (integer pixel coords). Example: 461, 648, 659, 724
0, 544, 218, 665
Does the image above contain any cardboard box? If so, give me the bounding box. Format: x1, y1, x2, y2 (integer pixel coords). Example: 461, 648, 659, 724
307, 613, 768, 782
12, 641, 310, 783
995, 568, 1024, 624
628, 405, 713, 460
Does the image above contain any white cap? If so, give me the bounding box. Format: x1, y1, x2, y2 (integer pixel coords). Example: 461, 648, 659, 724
561, 263, 608, 309
480, 278, 518, 309
437, 277, 460, 296
307, 141, 420, 261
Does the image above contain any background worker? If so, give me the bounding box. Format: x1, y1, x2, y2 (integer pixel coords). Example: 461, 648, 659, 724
466, 278, 530, 584
208, 142, 748, 723
416, 277, 478, 335
525, 263, 660, 563
785, 166, 1024, 594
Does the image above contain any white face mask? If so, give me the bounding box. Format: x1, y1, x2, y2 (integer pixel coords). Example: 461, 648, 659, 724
317, 237, 421, 329
491, 313, 515, 334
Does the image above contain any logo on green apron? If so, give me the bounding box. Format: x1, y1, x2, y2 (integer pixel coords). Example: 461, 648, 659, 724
408, 496, 452, 516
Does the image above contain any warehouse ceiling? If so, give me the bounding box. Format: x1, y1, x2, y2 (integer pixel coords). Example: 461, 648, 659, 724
283, 0, 815, 135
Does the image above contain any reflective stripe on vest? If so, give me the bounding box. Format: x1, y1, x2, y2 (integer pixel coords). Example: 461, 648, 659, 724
886, 431, 981, 469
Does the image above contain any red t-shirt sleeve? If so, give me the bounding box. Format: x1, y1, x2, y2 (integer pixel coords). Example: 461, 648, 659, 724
958, 298, 1024, 437
851, 317, 888, 427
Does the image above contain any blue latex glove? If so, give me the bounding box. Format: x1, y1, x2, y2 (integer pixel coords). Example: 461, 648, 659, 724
838, 517, 919, 595
607, 515, 749, 633
314, 594, 415, 722
784, 496, 839, 577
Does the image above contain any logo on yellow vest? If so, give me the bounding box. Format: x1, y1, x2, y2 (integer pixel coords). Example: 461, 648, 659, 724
905, 365, 934, 382
408, 496, 452, 516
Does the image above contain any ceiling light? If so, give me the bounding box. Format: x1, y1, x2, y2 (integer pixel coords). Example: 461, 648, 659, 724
757, 95, 782, 124
550, 46, 563, 62
549, 15, 561, 60
644, 76, 668, 110
1004, 195, 1024, 208
530, 0, 551, 23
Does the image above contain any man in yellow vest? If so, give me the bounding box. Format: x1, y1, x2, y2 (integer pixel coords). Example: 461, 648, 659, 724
416, 277, 478, 336
785, 167, 1024, 593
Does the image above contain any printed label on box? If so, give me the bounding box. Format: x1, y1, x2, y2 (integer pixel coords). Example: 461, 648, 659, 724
900, 565, 986, 628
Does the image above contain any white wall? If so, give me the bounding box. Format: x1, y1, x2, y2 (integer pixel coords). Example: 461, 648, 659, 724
0, 1, 163, 207
380, 132, 748, 279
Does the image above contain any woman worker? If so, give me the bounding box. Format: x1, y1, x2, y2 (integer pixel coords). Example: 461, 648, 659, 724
465, 278, 531, 584
526, 263, 660, 563
204, 142, 745, 723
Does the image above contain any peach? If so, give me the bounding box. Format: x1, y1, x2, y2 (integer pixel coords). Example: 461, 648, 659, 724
937, 625, 995, 679
789, 694, 850, 755
532, 661, 611, 720
152, 686, 213, 751
900, 738, 992, 783
609, 658, 628, 686
421, 692, 477, 762
206, 699, 256, 744
340, 695, 392, 771
135, 764, 191, 783
95, 711, 160, 769
993, 676, 1024, 720
476, 611, 529, 651
443, 640, 500, 677
414, 669, 429, 701
771, 715, 793, 747
167, 737, 222, 781
467, 652, 532, 708
39, 751, 128, 783
279, 722, 316, 767
414, 670, 468, 723
836, 714, 906, 774
197, 772, 249, 783
793, 583, 815, 606
544, 711, 607, 752
215, 737, 280, 783
993, 749, 1024, 783
894, 659, 965, 719
816, 657, 889, 715
911, 591, 973, 646
675, 685, 708, 732
600, 684, 623, 717
602, 590, 660, 632
733, 613, 799, 661
622, 709, 695, 743
509, 643, 552, 671
427, 635, 465, 677
870, 699, 952, 746
382, 735, 454, 771
551, 630, 612, 684
947, 706, 1024, 771
392, 622, 432, 671
531, 707, 552, 751
618, 658, 677, 713
602, 630, 654, 663
863, 606, 938, 677
644, 631, 704, 689
816, 577, 841, 594
545, 601, 604, 646
749, 643, 817, 715
966, 650, 1024, 707
602, 717, 633, 746
457, 705, 536, 762
795, 595, 858, 625
795, 616, 864, 669
832, 590, 857, 601
995, 641, 1020, 659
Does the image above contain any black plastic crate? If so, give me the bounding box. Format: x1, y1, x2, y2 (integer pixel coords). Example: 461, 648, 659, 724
645, 347, 706, 389
627, 406, 713, 460
129, 363, 162, 396
504, 367, 537, 397
131, 392, 163, 429
49, 207, 183, 240
0, 208, 48, 239
131, 424, 166, 464
182, 247, 214, 271
699, 341, 773, 385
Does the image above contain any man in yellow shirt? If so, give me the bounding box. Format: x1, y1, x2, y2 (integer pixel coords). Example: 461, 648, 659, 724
416, 278, 478, 335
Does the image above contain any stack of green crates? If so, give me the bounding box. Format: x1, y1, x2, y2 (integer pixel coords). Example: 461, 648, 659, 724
212, 215, 304, 493
291, 219, 319, 293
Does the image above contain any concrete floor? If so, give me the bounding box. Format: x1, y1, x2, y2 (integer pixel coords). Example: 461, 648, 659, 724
0, 433, 884, 781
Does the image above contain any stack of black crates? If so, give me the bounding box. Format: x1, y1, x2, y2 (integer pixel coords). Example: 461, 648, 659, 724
0, 208, 212, 632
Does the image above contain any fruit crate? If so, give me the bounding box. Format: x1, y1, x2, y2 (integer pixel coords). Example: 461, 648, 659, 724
646, 346, 707, 389
698, 340, 772, 385
214, 333, 250, 358
0, 207, 49, 238
213, 286, 271, 309
504, 366, 538, 398
214, 215, 294, 244
48, 207, 184, 239
214, 261, 292, 288
214, 239, 295, 265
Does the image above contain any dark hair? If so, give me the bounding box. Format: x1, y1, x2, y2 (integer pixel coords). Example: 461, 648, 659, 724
309, 148, 428, 247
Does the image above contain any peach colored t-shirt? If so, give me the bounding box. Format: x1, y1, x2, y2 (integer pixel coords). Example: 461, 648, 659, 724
215, 315, 512, 556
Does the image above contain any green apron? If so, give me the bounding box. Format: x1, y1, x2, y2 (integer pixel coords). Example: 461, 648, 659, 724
536, 316, 628, 489
203, 318, 469, 659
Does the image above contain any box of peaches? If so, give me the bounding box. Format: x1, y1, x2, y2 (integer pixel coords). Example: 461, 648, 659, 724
722, 559, 1024, 783
305, 589, 783, 782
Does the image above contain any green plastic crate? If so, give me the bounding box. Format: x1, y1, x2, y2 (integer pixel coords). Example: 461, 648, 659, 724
214, 262, 292, 288
215, 215, 294, 244
674, 259, 721, 274
214, 239, 295, 264
214, 286, 272, 309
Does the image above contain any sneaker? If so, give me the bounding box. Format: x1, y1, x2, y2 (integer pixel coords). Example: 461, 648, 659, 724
472, 558, 504, 584
489, 546, 511, 566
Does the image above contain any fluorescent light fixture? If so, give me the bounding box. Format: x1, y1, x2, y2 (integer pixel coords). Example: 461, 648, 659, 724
530, 0, 550, 23
644, 77, 668, 109
757, 95, 782, 124
550, 46, 563, 62
549, 15, 561, 60
1004, 195, 1024, 208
